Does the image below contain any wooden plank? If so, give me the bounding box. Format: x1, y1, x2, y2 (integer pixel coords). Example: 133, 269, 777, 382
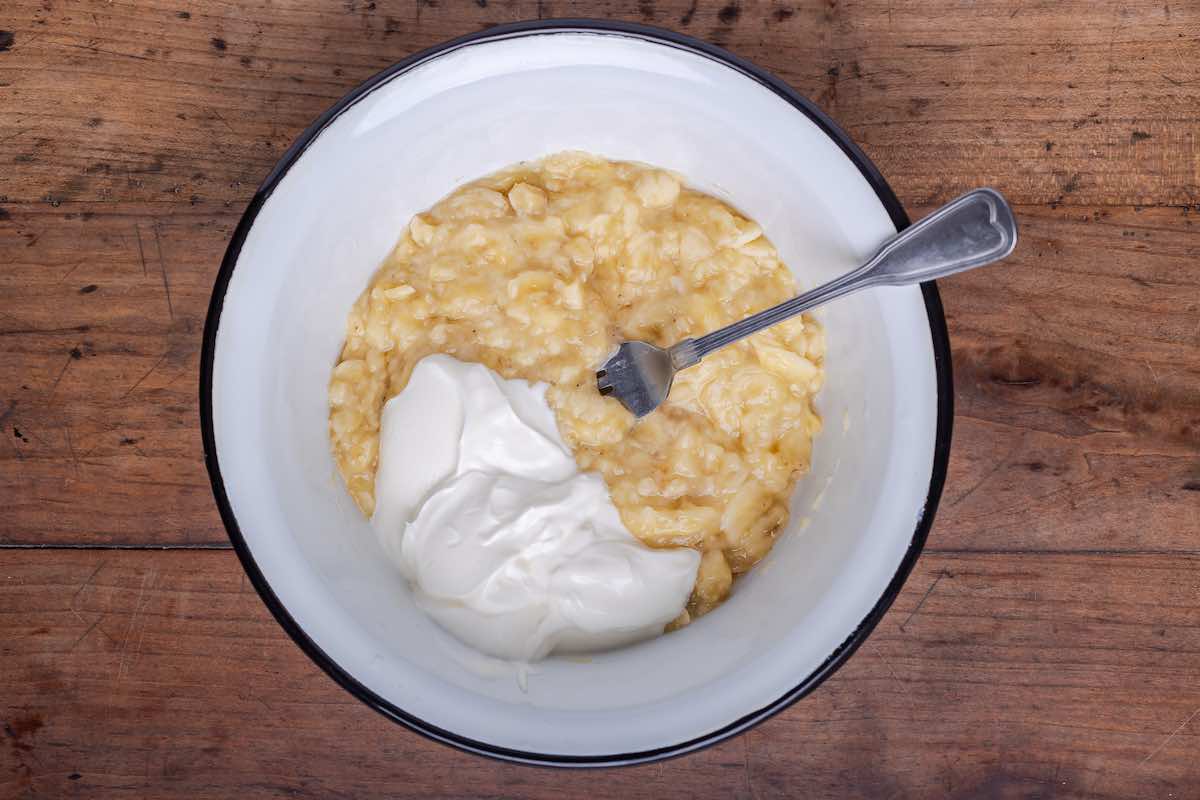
0, 0, 1197, 210
0, 207, 234, 545
932, 202, 1200, 552
832, 0, 1200, 209
2, 548, 1199, 798
2, 0, 1197, 546
0, 0, 837, 209
2, 199, 1195, 547
1, 1, 1198, 794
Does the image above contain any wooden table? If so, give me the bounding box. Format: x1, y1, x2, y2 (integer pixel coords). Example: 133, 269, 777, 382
2, 1, 1198, 796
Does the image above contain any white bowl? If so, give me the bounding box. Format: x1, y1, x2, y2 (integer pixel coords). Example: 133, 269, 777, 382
201, 20, 952, 766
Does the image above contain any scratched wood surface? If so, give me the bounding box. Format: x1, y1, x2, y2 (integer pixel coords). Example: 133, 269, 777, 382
4, 551, 1200, 798
1, 0, 1198, 797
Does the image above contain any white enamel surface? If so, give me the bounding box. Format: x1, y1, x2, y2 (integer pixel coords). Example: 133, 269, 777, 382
211, 30, 940, 757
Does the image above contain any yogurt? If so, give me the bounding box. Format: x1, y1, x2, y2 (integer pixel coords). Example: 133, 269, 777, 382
372, 354, 701, 662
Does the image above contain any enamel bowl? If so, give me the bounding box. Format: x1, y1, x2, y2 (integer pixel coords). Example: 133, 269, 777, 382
201, 20, 951, 766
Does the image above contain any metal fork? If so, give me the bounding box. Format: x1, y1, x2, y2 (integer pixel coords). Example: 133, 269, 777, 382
597, 188, 1018, 417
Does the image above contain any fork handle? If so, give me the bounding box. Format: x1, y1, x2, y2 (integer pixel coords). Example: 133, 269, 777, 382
669, 188, 1017, 368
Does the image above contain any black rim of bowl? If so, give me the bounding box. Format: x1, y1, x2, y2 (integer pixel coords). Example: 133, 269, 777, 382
199, 18, 954, 768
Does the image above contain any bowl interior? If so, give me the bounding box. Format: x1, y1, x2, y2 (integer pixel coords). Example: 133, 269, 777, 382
209, 28, 940, 760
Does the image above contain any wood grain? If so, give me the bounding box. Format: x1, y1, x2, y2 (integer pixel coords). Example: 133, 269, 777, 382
934, 202, 1200, 552
1, 207, 232, 545
1, 1, 1196, 209
3, 198, 1196, 547
1, 0, 1199, 795
2, 549, 1199, 799
2, 0, 1197, 547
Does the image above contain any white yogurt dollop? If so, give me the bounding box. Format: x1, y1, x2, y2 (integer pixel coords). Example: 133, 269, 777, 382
372, 354, 700, 662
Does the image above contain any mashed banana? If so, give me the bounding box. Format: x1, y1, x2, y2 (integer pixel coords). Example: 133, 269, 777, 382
329, 152, 824, 620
